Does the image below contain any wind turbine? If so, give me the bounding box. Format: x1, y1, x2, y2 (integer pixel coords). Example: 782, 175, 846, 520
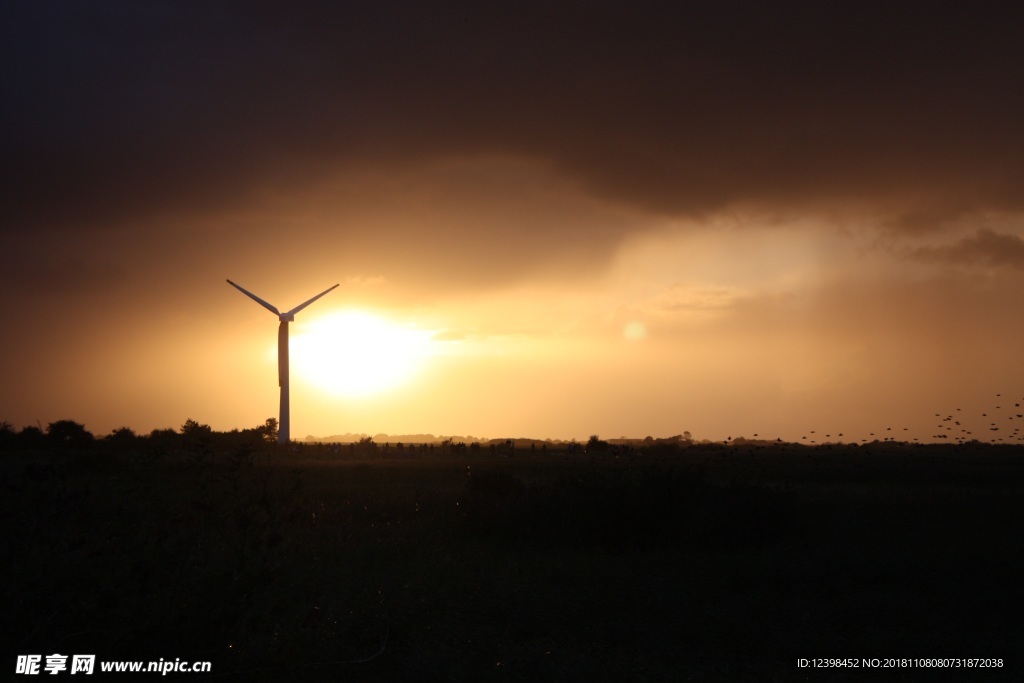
227, 279, 339, 444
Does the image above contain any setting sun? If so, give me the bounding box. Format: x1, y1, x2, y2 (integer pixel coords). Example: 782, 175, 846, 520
290, 311, 435, 397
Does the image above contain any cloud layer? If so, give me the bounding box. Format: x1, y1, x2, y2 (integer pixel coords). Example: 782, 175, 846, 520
4, 0, 1023, 239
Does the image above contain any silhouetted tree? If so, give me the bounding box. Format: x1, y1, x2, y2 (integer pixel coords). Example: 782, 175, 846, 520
146, 428, 180, 456
180, 418, 212, 452
0, 421, 15, 451
47, 420, 94, 449
18, 425, 45, 448
262, 417, 279, 444
104, 426, 138, 452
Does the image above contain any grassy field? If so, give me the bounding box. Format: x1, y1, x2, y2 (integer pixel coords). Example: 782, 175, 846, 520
4, 439, 1023, 681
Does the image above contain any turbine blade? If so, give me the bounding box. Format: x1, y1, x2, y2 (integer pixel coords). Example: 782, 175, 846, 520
285, 283, 339, 317
226, 279, 280, 316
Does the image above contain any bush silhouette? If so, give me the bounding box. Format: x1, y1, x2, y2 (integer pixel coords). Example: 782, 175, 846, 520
46, 420, 94, 450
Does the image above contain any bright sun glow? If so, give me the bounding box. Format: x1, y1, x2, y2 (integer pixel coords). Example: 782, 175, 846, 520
290, 311, 435, 397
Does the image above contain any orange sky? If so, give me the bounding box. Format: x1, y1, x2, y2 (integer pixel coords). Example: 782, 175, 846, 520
2, 2, 1023, 443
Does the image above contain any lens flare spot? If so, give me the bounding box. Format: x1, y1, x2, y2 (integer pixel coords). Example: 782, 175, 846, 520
623, 321, 647, 341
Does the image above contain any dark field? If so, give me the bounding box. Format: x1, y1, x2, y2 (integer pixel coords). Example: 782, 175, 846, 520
5, 440, 1024, 681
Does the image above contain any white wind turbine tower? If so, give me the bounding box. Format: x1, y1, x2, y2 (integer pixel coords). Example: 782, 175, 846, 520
227, 279, 339, 444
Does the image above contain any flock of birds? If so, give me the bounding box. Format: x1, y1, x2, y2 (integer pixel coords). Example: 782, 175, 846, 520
786, 393, 1024, 446
927, 393, 1024, 444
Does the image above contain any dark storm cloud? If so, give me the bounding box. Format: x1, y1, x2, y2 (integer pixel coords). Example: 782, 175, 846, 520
3, 0, 1023, 236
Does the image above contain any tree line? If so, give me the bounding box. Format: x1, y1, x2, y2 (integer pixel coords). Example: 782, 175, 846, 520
0, 418, 279, 453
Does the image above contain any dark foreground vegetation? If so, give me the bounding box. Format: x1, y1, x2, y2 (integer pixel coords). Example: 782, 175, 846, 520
4, 422, 1024, 681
